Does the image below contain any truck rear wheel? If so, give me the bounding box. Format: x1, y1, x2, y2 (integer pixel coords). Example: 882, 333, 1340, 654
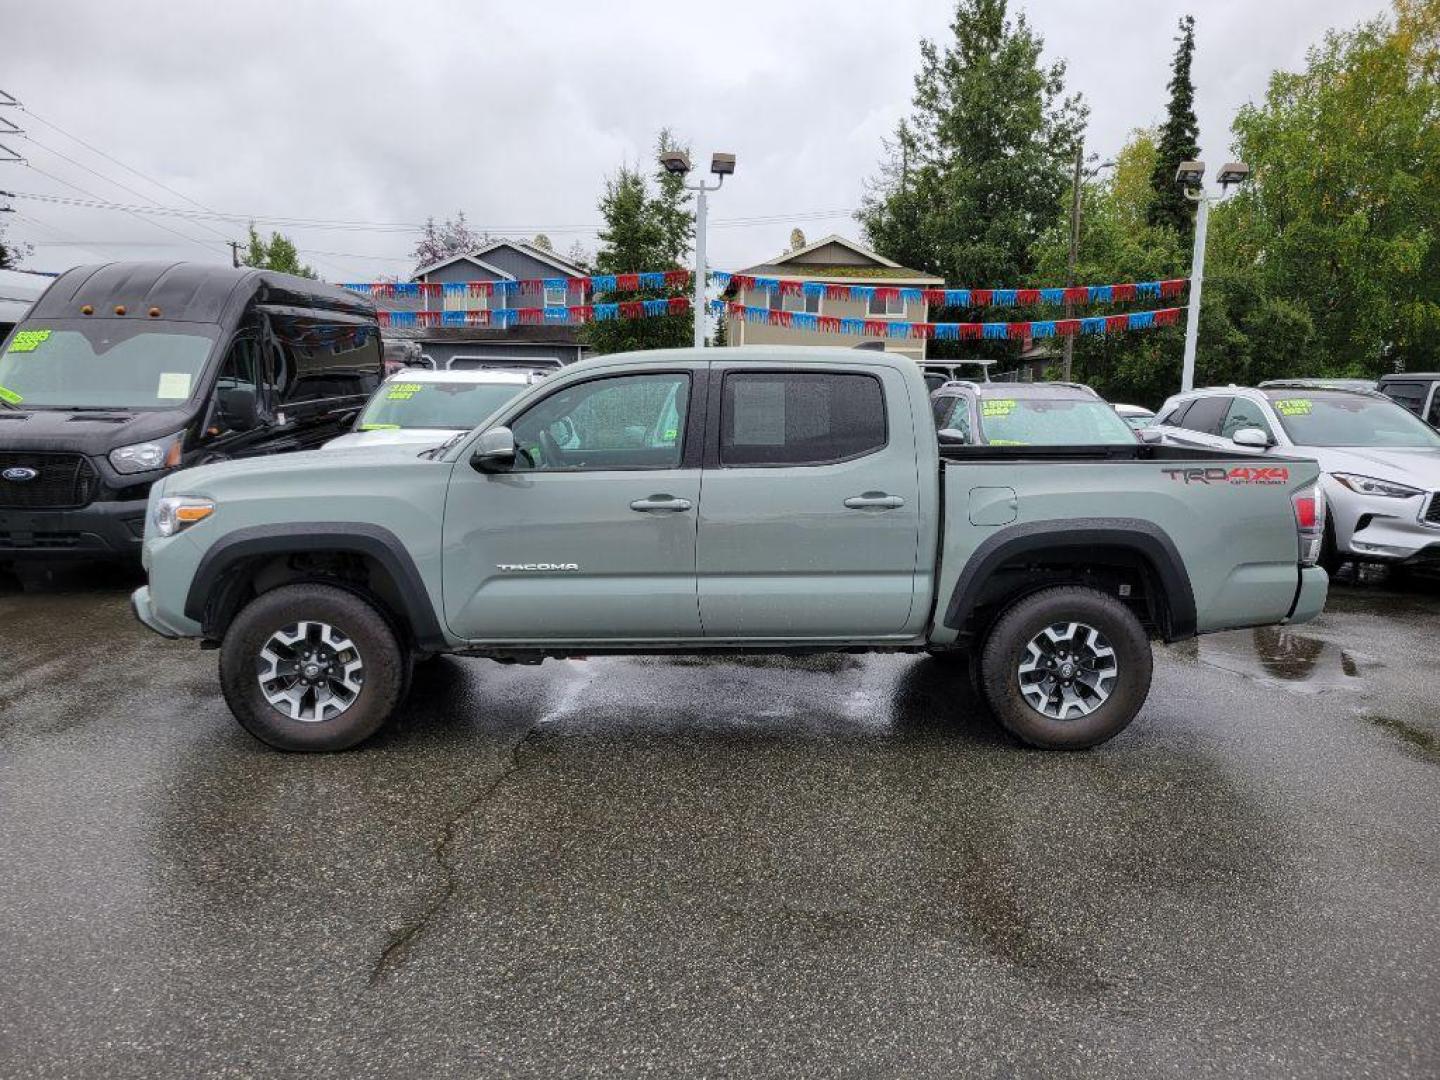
978, 586, 1152, 750
218, 583, 408, 751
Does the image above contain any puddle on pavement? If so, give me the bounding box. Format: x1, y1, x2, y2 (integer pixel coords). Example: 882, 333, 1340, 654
1170, 625, 1377, 693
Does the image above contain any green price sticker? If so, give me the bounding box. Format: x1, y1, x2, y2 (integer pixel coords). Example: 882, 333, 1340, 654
1274, 398, 1312, 416
6, 329, 51, 354
0, 384, 23, 405
360, 423, 401, 431
988, 438, 1029, 446
982, 399, 1017, 417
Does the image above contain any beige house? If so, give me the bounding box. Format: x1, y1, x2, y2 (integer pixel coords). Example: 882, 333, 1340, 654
721, 234, 944, 362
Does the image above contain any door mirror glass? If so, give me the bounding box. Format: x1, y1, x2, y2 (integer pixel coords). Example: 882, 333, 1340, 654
216, 386, 259, 432
471, 426, 517, 472
937, 427, 968, 446
1232, 426, 1271, 448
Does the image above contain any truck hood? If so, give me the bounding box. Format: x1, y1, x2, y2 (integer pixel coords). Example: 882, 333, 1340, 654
0, 406, 189, 455
165, 444, 445, 496
321, 428, 462, 451
1303, 446, 1440, 487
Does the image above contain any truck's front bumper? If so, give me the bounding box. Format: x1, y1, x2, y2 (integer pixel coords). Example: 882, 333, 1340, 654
1285, 566, 1329, 626
131, 585, 185, 639
0, 500, 148, 561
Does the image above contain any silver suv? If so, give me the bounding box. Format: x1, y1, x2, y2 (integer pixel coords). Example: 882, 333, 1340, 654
1154, 383, 1440, 571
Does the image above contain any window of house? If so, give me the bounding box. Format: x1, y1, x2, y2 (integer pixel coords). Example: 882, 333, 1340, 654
544, 285, 567, 308
867, 293, 905, 317
720, 371, 886, 466
781, 290, 820, 314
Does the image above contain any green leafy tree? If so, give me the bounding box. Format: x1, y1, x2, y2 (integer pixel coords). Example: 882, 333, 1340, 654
241, 224, 316, 278
858, 0, 1087, 287
0, 215, 29, 269
582, 129, 695, 355
1220, 0, 1440, 374
1147, 16, 1201, 237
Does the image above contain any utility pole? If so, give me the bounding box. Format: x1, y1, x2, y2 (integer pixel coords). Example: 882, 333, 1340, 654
1062, 143, 1083, 382
228, 240, 242, 268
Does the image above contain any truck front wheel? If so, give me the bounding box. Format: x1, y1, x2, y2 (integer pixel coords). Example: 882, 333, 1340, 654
978, 586, 1152, 750
218, 583, 409, 751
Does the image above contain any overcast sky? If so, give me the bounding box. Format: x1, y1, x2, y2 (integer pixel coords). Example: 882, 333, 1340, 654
4, 0, 1383, 282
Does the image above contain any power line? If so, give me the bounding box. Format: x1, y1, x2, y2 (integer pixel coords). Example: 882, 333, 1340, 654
5, 189, 859, 236
21, 130, 231, 242
22, 165, 221, 255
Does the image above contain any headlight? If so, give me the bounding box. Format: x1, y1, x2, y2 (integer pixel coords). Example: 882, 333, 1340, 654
1331, 472, 1424, 499
153, 496, 215, 537
110, 432, 183, 474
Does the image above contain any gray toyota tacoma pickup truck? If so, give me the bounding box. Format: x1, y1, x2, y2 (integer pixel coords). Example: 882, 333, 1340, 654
132, 346, 1329, 752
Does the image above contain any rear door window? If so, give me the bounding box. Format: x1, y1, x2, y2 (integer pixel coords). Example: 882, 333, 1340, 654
1175, 395, 1231, 435
1382, 381, 1427, 415
720, 371, 886, 466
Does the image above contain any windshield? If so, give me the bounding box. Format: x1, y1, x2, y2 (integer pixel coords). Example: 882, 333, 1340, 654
1265, 393, 1440, 448
358, 380, 522, 430
0, 321, 219, 409
977, 397, 1138, 446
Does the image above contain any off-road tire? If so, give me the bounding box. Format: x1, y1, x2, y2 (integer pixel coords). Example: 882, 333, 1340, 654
219, 583, 408, 751
978, 586, 1152, 750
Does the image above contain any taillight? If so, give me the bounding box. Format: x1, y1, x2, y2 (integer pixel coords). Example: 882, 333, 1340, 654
1292, 484, 1325, 566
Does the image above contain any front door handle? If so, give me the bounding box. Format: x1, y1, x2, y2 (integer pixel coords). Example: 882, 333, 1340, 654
844, 493, 905, 510
630, 494, 693, 513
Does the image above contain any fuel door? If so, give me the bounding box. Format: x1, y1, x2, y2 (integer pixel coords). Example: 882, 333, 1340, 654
968, 486, 1018, 526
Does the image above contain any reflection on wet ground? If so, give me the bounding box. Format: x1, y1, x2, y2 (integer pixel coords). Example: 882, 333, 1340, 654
1, 563, 1439, 1077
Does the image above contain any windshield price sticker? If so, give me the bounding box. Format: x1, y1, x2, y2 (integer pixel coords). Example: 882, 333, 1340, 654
982, 399, 1017, 417
386, 382, 424, 400
5, 329, 51, 354
1274, 398, 1312, 416
157, 372, 193, 400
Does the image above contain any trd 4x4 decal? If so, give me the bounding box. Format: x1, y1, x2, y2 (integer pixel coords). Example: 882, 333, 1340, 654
1162, 466, 1291, 485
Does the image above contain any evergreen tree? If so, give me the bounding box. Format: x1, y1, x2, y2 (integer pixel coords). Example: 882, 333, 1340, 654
240, 224, 316, 278
1147, 15, 1201, 237
858, 0, 1087, 287
582, 129, 694, 354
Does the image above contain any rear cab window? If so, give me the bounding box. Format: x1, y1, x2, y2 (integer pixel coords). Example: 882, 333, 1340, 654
720, 371, 886, 466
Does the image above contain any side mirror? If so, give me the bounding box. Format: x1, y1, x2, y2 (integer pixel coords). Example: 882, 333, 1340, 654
937, 427, 969, 446
470, 426, 517, 472
1136, 427, 1164, 444
1231, 426, 1272, 449
216, 386, 258, 432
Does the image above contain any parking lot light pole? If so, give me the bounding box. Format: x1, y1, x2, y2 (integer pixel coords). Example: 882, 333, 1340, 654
1178, 160, 1250, 392
660, 150, 737, 348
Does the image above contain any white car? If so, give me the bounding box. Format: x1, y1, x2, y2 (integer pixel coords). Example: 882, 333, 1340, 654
323, 369, 538, 451
1152, 383, 1440, 572
1113, 403, 1156, 430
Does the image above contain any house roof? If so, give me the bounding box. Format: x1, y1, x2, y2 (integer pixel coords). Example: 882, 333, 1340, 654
736, 233, 942, 284
413, 238, 587, 280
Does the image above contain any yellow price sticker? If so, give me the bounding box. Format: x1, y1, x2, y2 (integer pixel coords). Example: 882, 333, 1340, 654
386, 382, 424, 400
982, 399, 1017, 417
360, 423, 401, 431
6, 329, 51, 354
1274, 398, 1312, 416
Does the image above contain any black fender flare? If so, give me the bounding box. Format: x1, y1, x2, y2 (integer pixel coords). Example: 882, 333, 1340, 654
183, 522, 447, 650
942, 517, 1197, 642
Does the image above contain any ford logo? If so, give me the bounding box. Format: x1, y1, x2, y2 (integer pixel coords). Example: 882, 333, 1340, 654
2, 467, 38, 482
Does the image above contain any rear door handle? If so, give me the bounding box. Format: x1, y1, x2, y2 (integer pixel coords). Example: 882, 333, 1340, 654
844, 493, 905, 510
630, 495, 693, 513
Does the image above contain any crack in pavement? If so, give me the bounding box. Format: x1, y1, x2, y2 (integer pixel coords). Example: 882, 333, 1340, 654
367, 726, 542, 988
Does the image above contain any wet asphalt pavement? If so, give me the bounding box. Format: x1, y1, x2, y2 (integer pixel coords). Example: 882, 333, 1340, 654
1, 565, 1437, 1079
